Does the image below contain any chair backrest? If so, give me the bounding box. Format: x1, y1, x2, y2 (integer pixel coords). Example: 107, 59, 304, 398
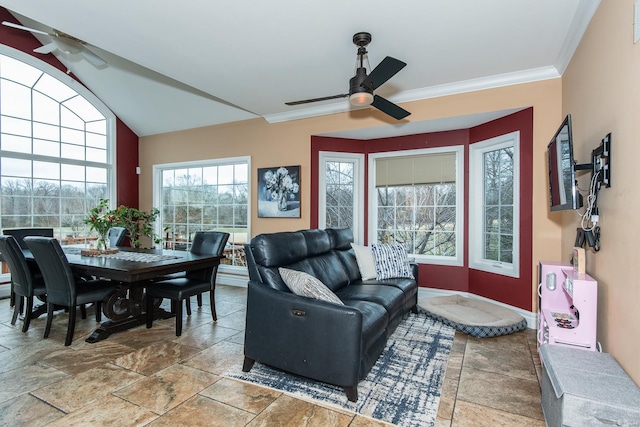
108, 227, 127, 247
190, 231, 230, 256
24, 236, 76, 307
3, 228, 54, 249
188, 231, 230, 283
0, 235, 36, 296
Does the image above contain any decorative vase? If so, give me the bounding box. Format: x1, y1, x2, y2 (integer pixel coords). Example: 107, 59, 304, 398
97, 232, 109, 251
277, 192, 288, 211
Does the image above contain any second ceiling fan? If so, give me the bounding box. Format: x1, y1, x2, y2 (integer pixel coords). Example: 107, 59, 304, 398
286, 32, 410, 120
2, 21, 108, 69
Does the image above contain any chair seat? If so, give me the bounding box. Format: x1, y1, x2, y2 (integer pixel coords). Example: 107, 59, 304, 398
147, 277, 211, 300
75, 280, 120, 305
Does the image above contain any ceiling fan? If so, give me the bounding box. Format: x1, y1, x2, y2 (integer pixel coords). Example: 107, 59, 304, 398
285, 32, 410, 120
2, 21, 108, 69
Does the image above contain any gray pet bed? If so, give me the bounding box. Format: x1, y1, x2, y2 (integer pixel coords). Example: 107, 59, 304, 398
422, 295, 527, 337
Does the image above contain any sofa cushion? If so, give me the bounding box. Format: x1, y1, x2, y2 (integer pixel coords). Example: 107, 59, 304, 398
326, 227, 354, 250
336, 284, 405, 317
371, 243, 414, 280
278, 267, 344, 305
250, 231, 310, 267
350, 243, 377, 280
342, 299, 388, 349
301, 229, 331, 256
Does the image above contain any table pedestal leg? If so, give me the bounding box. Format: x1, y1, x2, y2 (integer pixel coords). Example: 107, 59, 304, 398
85, 283, 170, 343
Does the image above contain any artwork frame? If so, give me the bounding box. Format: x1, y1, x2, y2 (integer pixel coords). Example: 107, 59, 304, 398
258, 165, 301, 218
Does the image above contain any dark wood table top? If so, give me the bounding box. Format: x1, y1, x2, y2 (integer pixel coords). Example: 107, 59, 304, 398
22, 246, 221, 283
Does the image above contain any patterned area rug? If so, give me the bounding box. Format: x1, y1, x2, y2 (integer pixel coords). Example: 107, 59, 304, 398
223, 310, 455, 427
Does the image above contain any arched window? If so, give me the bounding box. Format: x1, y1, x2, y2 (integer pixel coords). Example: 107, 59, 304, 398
0, 46, 116, 244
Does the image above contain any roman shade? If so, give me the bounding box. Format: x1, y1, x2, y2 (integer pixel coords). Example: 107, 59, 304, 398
375, 153, 456, 187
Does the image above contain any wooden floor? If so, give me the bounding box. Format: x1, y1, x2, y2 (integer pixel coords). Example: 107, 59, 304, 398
0, 285, 545, 426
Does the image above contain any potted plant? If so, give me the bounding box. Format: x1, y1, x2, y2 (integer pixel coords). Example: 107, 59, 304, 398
113, 204, 161, 248
86, 199, 161, 249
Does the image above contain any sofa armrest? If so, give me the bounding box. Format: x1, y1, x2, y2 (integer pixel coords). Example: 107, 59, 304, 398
410, 262, 419, 282
244, 281, 364, 387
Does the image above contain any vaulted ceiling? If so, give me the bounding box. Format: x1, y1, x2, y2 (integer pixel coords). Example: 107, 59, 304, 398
0, 1, 599, 136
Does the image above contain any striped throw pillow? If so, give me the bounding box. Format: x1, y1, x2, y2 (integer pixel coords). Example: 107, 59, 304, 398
371, 243, 414, 280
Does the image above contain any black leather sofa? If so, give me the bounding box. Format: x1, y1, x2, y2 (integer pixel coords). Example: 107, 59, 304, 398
243, 227, 418, 401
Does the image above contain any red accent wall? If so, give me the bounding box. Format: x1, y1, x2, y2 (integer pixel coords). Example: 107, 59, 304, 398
0, 8, 140, 208
469, 108, 533, 310
312, 108, 534, 310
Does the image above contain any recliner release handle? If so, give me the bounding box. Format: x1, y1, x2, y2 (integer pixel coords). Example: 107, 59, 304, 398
291, 309, 306, 317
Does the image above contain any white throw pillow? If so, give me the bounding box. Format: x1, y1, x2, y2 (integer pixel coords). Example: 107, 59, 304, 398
278, 267, 344, 305
370, 243, 415, 280
350, 243, 377, 280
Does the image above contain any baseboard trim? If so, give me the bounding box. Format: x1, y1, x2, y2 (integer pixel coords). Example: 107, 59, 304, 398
218, 272, 248, 288
417, 287, 537, 329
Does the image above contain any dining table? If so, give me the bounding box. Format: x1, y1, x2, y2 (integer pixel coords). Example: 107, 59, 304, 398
20, 246, 222, 343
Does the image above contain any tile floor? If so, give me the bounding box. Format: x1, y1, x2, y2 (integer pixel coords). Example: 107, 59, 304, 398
0, 285, 545, 426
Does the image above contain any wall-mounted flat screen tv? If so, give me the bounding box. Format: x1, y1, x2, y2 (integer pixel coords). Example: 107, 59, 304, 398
548, 114, 583, 211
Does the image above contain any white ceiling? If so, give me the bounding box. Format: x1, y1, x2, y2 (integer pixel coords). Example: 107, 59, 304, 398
0, 0, 599, 137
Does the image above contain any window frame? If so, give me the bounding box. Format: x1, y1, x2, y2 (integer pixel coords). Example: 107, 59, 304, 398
0, 45, 116, 287
368, 146, 465, 266
318, 151, 365, 244
152, 156, 251, 273
468, 131, 520, 278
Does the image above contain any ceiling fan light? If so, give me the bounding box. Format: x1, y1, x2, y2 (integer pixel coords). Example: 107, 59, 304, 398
349, 91, 373, 106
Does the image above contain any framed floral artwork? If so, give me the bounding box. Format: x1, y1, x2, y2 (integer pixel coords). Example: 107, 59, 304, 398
258, 165, 301, 218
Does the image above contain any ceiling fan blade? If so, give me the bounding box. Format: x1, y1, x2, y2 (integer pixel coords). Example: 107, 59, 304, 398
362, 56, 407, 91
33, 43, 57, 54
285, 94, 348, 106
1, 21, 51, 36
371, 95, 410, 120
81, 48, 108, 69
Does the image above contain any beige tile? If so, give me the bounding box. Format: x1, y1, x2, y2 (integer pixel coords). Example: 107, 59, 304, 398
247, 394, 352, 427
112, 341, 201, 375
0, 363, 69, 404
114, 364, 219, 415
45, 394, 158, 427
0, 341, 71, 372
182, 340, 245, 375
171, 323, 241, 349
457, 367, 544, 420
32, 363, 144, 413
0, 393, 65, 426
437, 377, 459, 420
106, 323, 176, 349
225, 330, 246, 345
200, 377, 281, 414
350, 414, 394, 426
148, 395, 255, 427
451, 400, 546, 426
214, 310, 246, 331
0, 320, 56, 349
42, 341, 137, 375
463, 340, 537, 381
212, 300, 246, 318
435, 417, 452, 427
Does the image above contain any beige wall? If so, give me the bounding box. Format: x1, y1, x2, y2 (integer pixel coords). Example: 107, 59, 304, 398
562, 0, 640, 384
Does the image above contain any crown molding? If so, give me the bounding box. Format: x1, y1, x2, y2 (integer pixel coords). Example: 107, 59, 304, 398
263, 66, 561, 124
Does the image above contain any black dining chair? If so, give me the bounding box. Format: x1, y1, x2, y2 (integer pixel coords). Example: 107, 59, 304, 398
0, 235, 47, 332
107, 227, 127, 247
146, 231, 229, 336
3, 228, 54, 307
24, 236, 118, 346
